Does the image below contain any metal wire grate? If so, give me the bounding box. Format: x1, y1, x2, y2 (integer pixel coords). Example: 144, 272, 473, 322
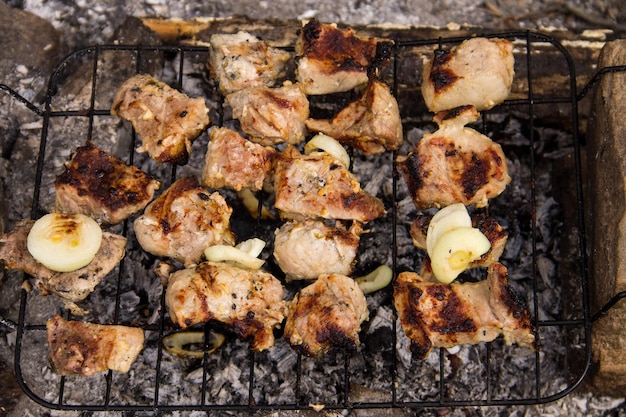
2, 30, 618, 413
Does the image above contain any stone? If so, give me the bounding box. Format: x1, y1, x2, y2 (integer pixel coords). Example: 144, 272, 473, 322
0, 2, 65, 92
587, 38, 626, 396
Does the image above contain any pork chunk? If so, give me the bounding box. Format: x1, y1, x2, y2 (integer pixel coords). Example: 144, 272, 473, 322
165, 261, 288, 351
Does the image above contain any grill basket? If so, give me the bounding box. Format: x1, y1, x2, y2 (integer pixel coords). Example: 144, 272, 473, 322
2, 29, 624, 413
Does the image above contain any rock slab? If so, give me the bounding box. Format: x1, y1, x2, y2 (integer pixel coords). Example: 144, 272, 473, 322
587, 38, 626, 396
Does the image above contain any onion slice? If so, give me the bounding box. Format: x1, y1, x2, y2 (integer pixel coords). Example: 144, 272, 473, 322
26, 213, 103, 272
304, 133, 350, 169
204, 238, 266, 269
162, 330, 225, 358
355, 265, 393, 294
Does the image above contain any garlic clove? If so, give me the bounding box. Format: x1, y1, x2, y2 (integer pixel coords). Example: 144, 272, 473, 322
430, 227, 491, 284
26, 213, 103, 272
426, 203, 472, 258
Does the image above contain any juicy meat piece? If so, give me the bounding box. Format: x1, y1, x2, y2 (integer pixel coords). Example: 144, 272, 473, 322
54, 141, 161, 225
202, 127, 277, 192
274, 146, 385, 222
273, 220, 362, 281
305, 79, 403, 155
225, 83, 310, 146
208, 31, 291, 95
393, 262, 536, 359
284, 273, 369, 357
165, 261, 288, 351
397, 106, 510, 209
295, 19, 394, 95
422, 37, 514, 112
47, 314, 144, 376
133, 176, 235, 267
410, 211, 508, 271
111, 74, 210, 165
0, 219, 126, 302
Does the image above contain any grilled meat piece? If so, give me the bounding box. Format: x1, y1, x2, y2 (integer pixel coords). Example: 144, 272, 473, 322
54, 141, 161, 225
273, 220, 362, 281
295, 19, 394, 95
208, 31, 292, 95
410, 211, 508, 271
47, 314, 144, 376
133, 176, 235, 267
393, 262, 536, 359
284, 273, 369, 357
421, 37, 514, 112
225, 83, 310, 146
165, 261, 288, 351
397, 106, 510, 209
111, 74, 210, 165
202, 127, 277, 192
305, 79, 403, 155
0, 219, 126, 302
274, 146, 385, 222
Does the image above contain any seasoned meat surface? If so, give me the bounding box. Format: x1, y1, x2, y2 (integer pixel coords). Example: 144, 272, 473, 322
165, 261, 288, 351
397, 106, 510, 209
284, 273, 369, 357
208, 31, 291, 95
274, 146, 385, 222
111, 74, 210, 165
225, 83, 310, 146
273, 220, 362, 281
133, 176, 235, 267
54, 141, 161, 225
305, 79, 403, 155
0, 219, 126, 302
47, 314, 144, 376
393, 262, 536, 359
421, 37, 514, 112
295, 19, 393, 95
202, 127, 277, 192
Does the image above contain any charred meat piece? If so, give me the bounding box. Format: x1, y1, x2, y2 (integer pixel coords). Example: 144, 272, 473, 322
410, 211, 508, 270
273, 220, 362, 281
274, 146, 385, 222
295, 19, 394, 95
133, 176, 235, 267
0, 219, 126, 302
111, 74, 210, 165
47, 314, 144, 376
305, 79, 403, 155
397, 106, 510, 209
165, 261, 288, 351
202, 127, 277, 192
422, 37, 514, 112
54, 141, 161, 225
225, 83, 310, 146
284, 273, 369, 357
208, 31, 292, 95
393, 262, 536, 359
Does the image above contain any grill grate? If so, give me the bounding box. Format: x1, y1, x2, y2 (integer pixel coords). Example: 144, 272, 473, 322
3, 30, 621, 413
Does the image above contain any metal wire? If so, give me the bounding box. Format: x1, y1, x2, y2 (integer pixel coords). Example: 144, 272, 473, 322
3, 30, 615, 412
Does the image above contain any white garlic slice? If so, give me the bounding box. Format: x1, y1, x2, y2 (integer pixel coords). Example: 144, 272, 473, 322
430, 227, 491, 284
426, 203, 472, 259
26, 213, 103, 272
